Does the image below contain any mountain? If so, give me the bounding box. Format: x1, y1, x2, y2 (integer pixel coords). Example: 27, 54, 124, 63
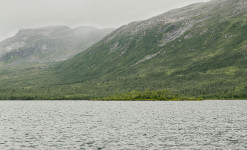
0, 26, 114, 64
0, 0, 246, 99
55, 0, 247, 98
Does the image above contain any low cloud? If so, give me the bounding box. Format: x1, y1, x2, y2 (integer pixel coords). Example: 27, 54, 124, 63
0, 0, 209, 41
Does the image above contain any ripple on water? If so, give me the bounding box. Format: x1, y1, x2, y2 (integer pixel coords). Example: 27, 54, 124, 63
0, 100, 247, 149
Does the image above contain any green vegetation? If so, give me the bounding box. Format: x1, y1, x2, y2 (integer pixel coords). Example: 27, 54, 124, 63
95, 89, 202, 101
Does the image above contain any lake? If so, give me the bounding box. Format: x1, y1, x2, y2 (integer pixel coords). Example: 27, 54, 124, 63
0, 100, 247, 149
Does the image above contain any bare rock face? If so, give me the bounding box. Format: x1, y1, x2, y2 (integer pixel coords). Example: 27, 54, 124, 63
0, 26, 115, 64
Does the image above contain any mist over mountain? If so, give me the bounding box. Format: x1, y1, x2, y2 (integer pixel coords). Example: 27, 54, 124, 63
0, 26, 114, 64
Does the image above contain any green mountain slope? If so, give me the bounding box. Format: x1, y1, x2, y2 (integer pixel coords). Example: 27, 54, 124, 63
0, 26, 114, 64
0, 0, 246, 100
56, 0, 247, 98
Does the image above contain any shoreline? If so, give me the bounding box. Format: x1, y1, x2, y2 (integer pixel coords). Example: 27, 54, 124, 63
0, 99, 246, 101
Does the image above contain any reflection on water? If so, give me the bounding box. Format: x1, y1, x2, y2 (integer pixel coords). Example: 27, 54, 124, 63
0, 100, 247, 149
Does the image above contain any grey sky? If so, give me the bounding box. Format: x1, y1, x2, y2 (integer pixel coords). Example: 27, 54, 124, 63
0, 0, 209, 41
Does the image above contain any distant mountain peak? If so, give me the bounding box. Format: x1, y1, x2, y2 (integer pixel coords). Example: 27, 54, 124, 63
0, 26, 115, 63
15, 26, 71, 38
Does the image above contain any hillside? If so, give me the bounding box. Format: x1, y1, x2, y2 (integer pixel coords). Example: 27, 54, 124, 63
0, 26, 114, 63
0, 0, 246, 100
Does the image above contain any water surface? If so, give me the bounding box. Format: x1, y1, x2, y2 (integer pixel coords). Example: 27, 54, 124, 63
0, 100, 247, 149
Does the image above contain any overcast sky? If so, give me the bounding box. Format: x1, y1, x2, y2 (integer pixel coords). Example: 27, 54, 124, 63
0, 0, 209, 41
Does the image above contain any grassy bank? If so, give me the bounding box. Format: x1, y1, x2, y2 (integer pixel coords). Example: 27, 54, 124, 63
93, 89, 202, 101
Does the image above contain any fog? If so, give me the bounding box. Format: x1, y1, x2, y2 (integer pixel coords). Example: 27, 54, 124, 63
0, 0, 209, 41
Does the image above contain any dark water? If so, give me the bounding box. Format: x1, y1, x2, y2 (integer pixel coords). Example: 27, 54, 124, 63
0, 100, 247, 150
